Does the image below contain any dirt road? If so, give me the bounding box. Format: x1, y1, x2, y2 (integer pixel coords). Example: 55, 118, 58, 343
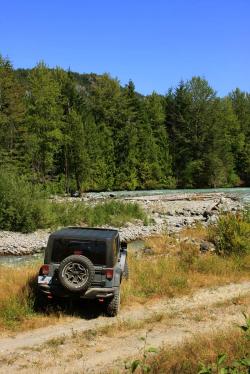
0, 281, 249, 373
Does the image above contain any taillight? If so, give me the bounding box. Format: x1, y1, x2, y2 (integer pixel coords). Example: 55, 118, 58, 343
40, 264, 49, 275
105, 268, 114, 280
74, 250, 82, 255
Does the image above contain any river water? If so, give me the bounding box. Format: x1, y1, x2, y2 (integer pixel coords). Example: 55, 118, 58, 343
90, 187, 250, 203
0, 240, 145, 267
1, 187, 249, 267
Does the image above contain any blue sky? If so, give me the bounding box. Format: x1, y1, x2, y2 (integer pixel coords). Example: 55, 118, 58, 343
0, 0, 249, 96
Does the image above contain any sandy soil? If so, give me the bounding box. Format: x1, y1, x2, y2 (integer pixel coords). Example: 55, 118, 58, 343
0, 281, 249, 373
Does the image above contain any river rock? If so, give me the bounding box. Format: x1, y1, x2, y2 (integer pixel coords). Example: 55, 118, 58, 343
0, 191, 245, 257
0, 230, 49, 256
143, 247, 155, 255
200, 240, 216, 252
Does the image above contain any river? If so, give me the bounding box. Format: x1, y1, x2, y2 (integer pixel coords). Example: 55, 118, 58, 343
0, 240, 145, 267
90, 187, 250, 203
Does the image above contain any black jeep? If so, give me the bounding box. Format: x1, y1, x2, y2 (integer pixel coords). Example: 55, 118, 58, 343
38, 227, 128, 316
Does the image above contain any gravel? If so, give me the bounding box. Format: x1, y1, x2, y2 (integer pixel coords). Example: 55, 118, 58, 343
0, 192, 243, 256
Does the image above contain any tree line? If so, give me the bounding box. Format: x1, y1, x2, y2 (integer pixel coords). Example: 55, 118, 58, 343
0, 54, 250, 192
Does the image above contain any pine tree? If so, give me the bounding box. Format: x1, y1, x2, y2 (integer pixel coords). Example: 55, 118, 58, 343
0, 55, 25, 170
229, 89, 250, 184
166, 81, 194, 186
64, 109, 89, 191
145, 92, 174, 187
167, 77, 239, 187
25, 62, 63, 182
0, 54, 249, 191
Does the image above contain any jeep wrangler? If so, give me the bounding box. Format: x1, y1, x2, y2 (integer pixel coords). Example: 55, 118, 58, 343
38, 227, 128, 316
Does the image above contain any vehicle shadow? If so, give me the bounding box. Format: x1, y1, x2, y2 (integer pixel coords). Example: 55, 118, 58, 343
26, 275, 105, 320
46, 298, 105, 320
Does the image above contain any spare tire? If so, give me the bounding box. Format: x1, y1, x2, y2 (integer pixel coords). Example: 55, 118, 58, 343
58, 255, 95, 293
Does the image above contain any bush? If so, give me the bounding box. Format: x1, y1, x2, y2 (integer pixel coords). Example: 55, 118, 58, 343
0, 169, 49, 232
209, 211, 250, 256
0, 169, 147, 232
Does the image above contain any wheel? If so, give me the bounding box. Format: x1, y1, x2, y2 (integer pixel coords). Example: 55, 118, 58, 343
105, 287, 120, 317
123, 261, 129, 280
58, 255, 95, 293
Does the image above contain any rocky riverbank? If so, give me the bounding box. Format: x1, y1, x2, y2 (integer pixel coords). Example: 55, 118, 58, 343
0, 192, 243, 256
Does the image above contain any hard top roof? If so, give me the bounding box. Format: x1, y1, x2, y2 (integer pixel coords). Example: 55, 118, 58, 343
49, 227, 119, 241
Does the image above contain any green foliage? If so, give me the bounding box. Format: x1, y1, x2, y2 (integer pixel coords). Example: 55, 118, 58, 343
125, 333, 158, 373
166, 78, 241, 188
1, 54, 250, 191
49, 200, 147, 228
81, 200, 147, 227
25, 62, 63, 181
0, 169, 147, 232
209, 211, 250, 255
229, 88, 250, 184
0, 168, 48, 232
0, 55, 26, 170
239, 312, 250, 341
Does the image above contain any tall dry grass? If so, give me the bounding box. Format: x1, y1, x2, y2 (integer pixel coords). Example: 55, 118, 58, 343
0, 231, 249, 334
143, 328, 250, 374
0, 264, 75, 335
122, 235, 250, 305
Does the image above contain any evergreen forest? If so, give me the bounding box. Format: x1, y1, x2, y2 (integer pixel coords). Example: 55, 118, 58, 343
1, 55, 250, 193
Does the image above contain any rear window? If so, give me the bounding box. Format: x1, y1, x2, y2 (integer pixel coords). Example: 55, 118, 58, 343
51, 239, 107, 265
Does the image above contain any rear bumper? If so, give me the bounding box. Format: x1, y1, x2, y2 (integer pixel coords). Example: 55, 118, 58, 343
84, 287, 115, 298
38, 284, 115, 299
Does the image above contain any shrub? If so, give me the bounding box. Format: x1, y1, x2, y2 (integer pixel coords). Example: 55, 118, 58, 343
0, 169, 147, 232
0, 169, 49, 232
209, 211, 250, 256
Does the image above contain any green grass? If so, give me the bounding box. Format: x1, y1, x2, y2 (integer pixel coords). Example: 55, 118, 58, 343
49, 200, 148, 228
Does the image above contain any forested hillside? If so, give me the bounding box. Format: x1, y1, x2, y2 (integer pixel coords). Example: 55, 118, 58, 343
0, 54, 250, 192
